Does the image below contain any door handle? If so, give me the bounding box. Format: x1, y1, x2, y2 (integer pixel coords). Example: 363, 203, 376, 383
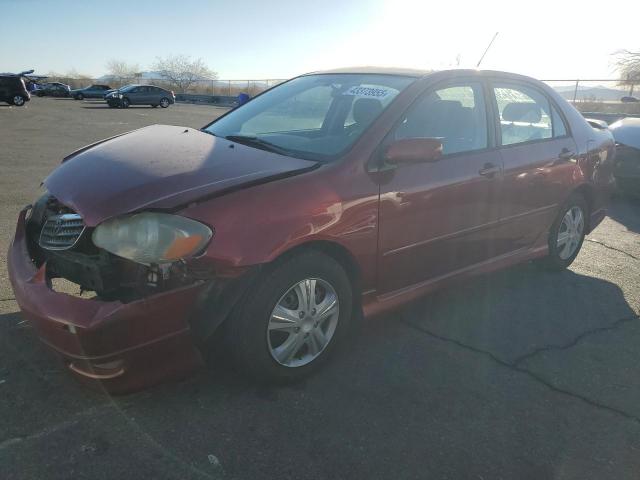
558, 148, 575, 160
478, 162, 500, 177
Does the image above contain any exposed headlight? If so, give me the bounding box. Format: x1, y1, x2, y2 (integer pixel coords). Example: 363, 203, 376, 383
92, 212, 213, 265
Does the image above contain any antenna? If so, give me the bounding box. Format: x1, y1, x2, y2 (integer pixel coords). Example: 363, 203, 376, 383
476, 32, 499, 68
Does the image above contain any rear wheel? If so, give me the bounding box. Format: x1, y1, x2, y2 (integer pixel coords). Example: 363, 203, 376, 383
224, 251, 353, 382
159, 97, 170, 108
542, 193, 588, 270
11, 95, 26, 106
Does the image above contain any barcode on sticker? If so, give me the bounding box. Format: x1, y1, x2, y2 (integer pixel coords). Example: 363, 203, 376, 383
344, 86, 391, 98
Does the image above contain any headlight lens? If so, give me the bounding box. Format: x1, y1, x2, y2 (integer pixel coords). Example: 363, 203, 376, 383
92, 212, 212, 264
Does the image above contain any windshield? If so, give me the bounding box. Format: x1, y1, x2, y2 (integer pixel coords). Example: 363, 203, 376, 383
204, 74, 415, 161
119, 85, 138, 93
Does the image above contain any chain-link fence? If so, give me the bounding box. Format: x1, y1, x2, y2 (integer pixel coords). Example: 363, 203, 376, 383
41, 75, 287, 96
541, 79, 640, 115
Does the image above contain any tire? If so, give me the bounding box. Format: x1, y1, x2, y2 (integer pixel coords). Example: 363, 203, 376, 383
121, 97, 130, 108
224, 251, 353, 382
11, 95, 26, 106
542, 193, 588, 270
75, 93, 84, 100
159, 97, 170, 108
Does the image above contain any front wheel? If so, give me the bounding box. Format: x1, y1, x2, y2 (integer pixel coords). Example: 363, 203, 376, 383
542, 193, 588, 270
224, 251, 353, 382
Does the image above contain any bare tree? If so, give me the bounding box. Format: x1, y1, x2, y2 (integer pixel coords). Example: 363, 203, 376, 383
614, 49, 640, 96
105, 59, 140, 86
152, 54, 217, 93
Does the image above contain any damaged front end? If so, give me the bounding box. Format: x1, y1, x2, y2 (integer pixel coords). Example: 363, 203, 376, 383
27, 193, 208, 302
7, 193, 253, 393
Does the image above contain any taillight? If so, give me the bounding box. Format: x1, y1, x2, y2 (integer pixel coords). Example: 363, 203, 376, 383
171, 90, 175, 97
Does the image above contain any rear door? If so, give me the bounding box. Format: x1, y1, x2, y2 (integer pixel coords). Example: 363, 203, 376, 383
490, 80, 578, 251
150, 87, 164, 104
0, 78, 8, 100
377, 80, 504, 294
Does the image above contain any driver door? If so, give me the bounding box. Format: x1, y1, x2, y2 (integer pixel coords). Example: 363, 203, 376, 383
377, 81, 504, 294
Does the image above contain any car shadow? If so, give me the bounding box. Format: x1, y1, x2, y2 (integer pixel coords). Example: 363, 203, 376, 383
2, 260, 638, 478
607, 195, 640, 234
3, 260, 635, 394
401, 261, 637, 362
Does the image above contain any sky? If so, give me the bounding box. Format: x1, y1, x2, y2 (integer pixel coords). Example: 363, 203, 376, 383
1, 0, 639, 81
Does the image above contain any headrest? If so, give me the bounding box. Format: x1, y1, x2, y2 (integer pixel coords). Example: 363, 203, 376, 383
502, 102, 541, 123
353, 98, 383, 125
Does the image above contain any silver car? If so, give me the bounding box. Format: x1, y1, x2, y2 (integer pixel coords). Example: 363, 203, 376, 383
105, 84, 175, 108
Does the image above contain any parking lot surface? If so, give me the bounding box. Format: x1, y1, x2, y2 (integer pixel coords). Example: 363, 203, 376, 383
1, 98, 639, 480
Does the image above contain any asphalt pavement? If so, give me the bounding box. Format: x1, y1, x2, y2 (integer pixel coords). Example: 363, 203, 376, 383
1, 98, 639, 480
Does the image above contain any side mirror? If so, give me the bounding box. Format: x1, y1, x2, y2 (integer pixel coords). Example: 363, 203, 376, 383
384, 138, 444, 165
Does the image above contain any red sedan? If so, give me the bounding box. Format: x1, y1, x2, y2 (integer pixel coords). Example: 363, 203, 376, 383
8, 68, 615, 393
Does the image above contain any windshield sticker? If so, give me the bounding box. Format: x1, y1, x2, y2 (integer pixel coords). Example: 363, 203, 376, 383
343, 86, 392, 99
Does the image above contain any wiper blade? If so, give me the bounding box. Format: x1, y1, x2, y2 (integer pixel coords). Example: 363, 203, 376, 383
224, 135, 290, 155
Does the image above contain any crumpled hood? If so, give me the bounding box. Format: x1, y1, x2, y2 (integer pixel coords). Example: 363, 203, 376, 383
44, 125, 317, 226
610, 117, 640, 150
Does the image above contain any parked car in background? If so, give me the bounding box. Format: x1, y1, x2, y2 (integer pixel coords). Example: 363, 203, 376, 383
609, 117, 640, 196
103, 84, 132, 99
8, 69, 615, 393
33, 82, 71, 97
621, 96, 639, 103
105, 84, 175, 108
0, 75, 30, 106
70, 84, 113, 100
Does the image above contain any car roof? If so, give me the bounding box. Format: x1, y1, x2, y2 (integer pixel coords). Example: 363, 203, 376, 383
305, 67, 543, 83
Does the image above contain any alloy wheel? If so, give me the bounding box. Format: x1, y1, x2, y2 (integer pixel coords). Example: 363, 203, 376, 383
557, 205, 585, 260
267, 278, 339, 367
12, 95, 25, 106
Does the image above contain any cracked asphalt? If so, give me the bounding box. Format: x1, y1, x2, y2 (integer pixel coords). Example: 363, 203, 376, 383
1, 98, 640, 479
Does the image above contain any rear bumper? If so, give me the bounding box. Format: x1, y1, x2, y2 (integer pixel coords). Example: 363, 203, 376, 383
7, 208, 207, 394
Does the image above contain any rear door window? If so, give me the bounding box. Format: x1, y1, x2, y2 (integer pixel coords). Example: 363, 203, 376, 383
493, 84, 553, 145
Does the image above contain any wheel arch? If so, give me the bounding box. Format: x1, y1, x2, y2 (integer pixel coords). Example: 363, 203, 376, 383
193, 239, 364, 343
269, 240, 363, 303
571, 183, 596, 232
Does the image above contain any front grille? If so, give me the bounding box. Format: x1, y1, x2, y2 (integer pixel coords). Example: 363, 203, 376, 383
39, 213, 86, 250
